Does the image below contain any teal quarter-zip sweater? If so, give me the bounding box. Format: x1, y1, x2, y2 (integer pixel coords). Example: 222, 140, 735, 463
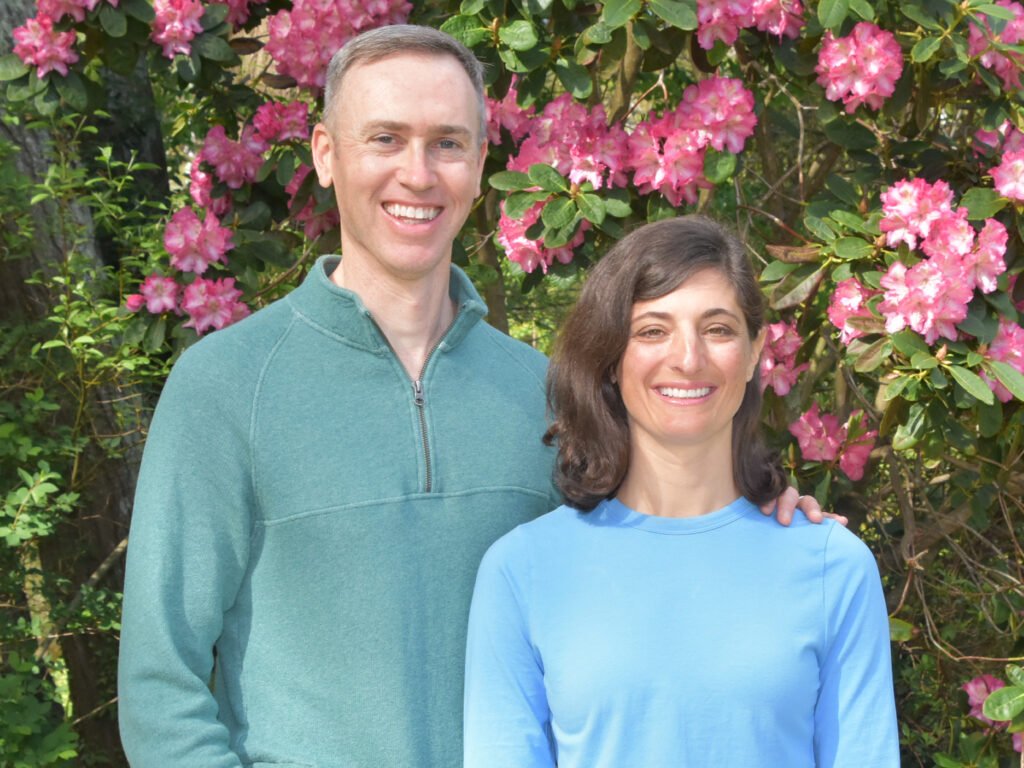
118, 256, 559, 767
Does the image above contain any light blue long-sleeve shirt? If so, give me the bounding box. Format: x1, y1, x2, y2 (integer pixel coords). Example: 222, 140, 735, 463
465, 497, 899, 768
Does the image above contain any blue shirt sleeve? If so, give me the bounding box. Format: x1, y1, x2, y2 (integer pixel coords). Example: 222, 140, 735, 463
464, 530, 557, 768
814, 524, 900, 767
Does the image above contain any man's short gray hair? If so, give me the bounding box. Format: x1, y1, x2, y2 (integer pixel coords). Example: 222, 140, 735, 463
321, 25, 487, 143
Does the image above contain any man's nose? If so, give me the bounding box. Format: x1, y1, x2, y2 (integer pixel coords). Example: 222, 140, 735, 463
396, 144, 436, 190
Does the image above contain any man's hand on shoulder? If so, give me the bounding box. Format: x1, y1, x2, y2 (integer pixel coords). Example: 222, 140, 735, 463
759, 485, 848, 527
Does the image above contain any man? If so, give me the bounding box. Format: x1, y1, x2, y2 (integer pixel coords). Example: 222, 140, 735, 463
118, 25, 826, 767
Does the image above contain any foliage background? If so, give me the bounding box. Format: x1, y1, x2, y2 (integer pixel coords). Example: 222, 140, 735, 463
1, 0, 1023, 764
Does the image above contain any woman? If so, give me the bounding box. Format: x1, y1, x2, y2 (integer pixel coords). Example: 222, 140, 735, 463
463, 216, 898, 767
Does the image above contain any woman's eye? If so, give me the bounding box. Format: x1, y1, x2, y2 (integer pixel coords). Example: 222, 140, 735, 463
636, 327, 665, 338
707, 325, 736, 337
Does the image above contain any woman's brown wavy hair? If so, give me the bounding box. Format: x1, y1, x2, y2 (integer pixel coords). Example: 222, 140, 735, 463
544, 215, 787, 510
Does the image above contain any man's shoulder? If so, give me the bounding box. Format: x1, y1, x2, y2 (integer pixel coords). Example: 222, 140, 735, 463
466, 321, 549, 380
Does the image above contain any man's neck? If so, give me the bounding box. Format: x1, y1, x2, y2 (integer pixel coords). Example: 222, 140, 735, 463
331, 257, 456, 379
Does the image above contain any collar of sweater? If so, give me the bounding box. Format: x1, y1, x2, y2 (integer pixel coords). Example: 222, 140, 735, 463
286, 255, 488, 355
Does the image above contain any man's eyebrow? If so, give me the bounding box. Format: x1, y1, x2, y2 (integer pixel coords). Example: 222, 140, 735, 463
362, 120, 474, 137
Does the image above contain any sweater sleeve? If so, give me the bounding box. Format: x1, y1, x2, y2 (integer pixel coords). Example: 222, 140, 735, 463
464, 531, 556, 768
117, 345, 253, 767
814, 524, 900, 767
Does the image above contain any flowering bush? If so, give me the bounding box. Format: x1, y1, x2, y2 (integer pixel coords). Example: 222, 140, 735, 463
3, 0, 1024, 762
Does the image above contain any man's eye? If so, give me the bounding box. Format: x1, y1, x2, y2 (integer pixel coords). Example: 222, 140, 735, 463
373, 135, 395, 144
437, 139, 459, 150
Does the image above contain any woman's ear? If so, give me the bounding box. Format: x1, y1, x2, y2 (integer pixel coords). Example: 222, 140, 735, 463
747, 327, 767, 382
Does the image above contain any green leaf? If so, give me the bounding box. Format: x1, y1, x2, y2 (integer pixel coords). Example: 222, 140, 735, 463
848, 0, 874, 20
99, 4, 128, 37
901, 4, 942, 30
949, 365, 995, 404
648, 0, 698, 29
911, 37, 942, 63
818, 0, 850, 29
541, 197, 577, 229
499, 20, 539, 51
439, 15, 491, 47
0, 54, 30, 82
604, 197, 632, 217
889, 617, 914, 642
982, 685, 1024, 722
460, 0, 485, 12
528, 163, 568, 193
53, 72, 88, 112
769, 266, 826, 310
582, 21, 614, 44
201, 2, 230, 29
833, 237, 873, 260
760, 261, 800, 282
489, 170, 533, 191
503, 191, 549, 220
554, 57, 592, 99
853, 337, 892, 372
892, 403, 927, 451
122, 0, 155, 21
1007, 665, 1024, 688
978, 399, 1003, 437
960, 187, 1007, 220
193, 34, 236, 62
891, 329, 930, 358
823, 119, 877, 150
804, 215, 837, 242
986, 360, 1024, 401
703, 149, 736, 184
601, 0, 642, 29
576, 193, 606, 225
910, 351, 938, 370
973, 3, 1018, 21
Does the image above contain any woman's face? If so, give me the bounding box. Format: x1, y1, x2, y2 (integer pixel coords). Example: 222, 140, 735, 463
615, 268, 765, 459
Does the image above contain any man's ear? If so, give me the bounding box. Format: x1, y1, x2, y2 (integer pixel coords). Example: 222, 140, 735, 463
310, 122, 334, 188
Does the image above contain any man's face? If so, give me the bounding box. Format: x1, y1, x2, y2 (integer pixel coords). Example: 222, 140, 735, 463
311, 53, 487, 284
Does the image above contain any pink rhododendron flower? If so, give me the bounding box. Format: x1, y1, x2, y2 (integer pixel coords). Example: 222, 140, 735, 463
815, 22, 903, 113
964, 218, 1007, 293
496, 200, 587, 273
968, 0, 1024, 91
696, 0, 754, 49
878, 259, 973, 345
838, 411, 877, 481
125, 293, 145, 312
789, 402, 843, 462
983, 318, 1024, 401
265, 0, 412, 90
486, 77, 536, 146
790, 404, 876, 479
759, 320, 808, 395
188, 156, 231, 217
253, 101, 310, 145
151, 0, 205, 59
201, 125, 265, 189
37, 0, 110, 23
752, 0, 803, 38
921, 207, 975, 262
508, 95, 630, 190
974, 121, 1024, 156
182, 277, 250, 335
879, 178, 955, 250
285, 164, 340, 241
12, 14, 79, 78
138, 274, 180, 314
991, 149, 1024, 201
827, 277, 877, 344
963, 675, 1007, 727
164, 208, 234, 274
625, 77, 756, 206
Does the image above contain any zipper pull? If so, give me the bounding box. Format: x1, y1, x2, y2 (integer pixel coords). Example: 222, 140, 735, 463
413, 380, 425, 407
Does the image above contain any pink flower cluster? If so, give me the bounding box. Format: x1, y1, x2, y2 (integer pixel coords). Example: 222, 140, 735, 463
125, 274, 179, 314
265, 0, 412, 90
877, 178, 1008, 344
628, 77, 758, 206
151, 0, 205, 59
815, 22, 903, 113
696, 0, 804, 50
12, 14, 79, 78
827, 277, 876, 344
252, 101, 310, 145
182, 277, 250, 335
486, 77, 535, 146
968, 0, 1024, 91
37, 0, 112, 23
992, 149, 1024, 201
974, 121, 1024, 157
760, 320, 808, 395
497, 201, 589, 274
164, 207, 234, 274
984, 319, 1024, 401
507, 94, 629, 191
200, 125, 265, 190
962, 675, 1024, 752
789, 404, 877, 481
286, 164, 340, 241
